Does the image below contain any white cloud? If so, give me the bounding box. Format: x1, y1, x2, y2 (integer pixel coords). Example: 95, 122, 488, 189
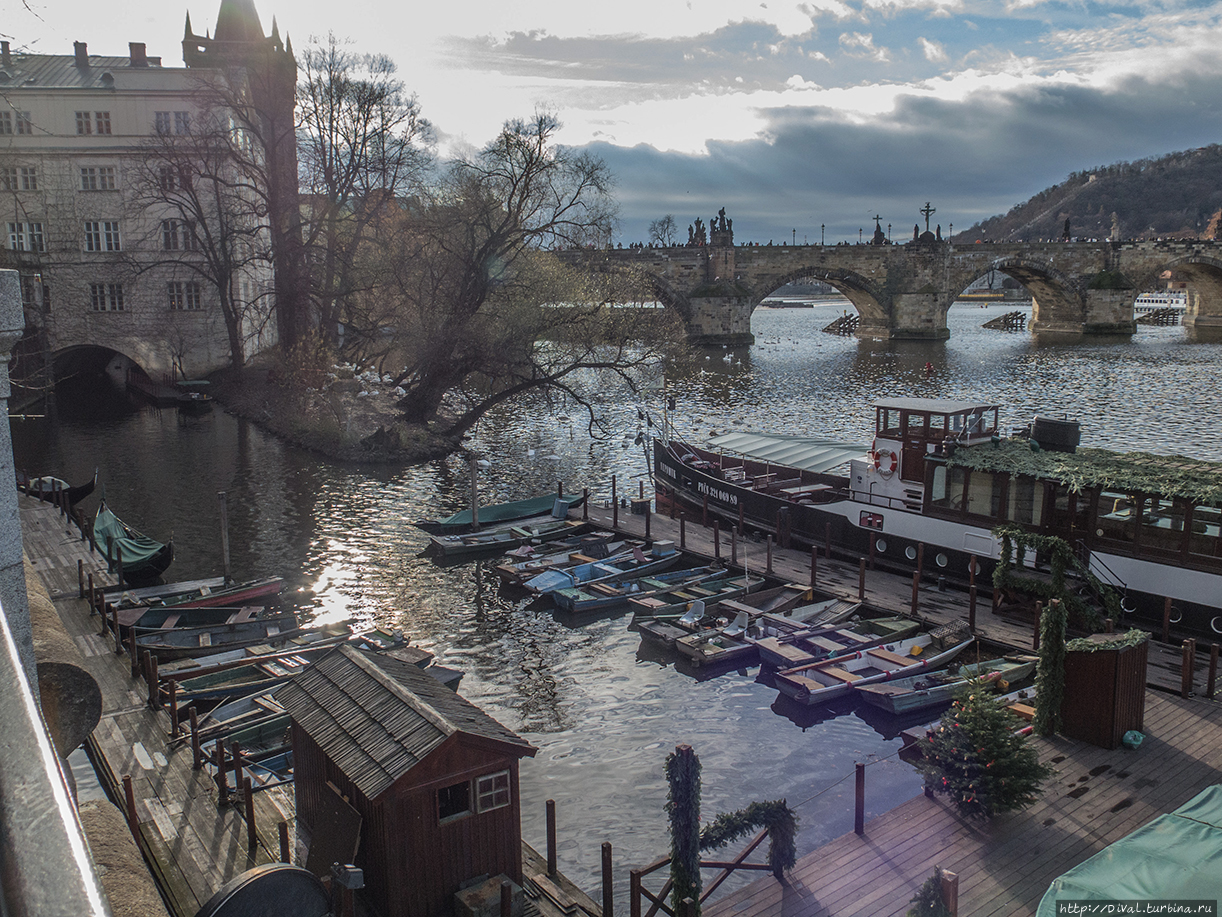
839, 31, 890, 61
920, 37, 948, 62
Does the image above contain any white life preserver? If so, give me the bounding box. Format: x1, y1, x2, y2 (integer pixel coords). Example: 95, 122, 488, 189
874, 449, 897, 477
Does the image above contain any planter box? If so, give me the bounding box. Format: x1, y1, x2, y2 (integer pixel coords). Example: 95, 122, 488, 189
1060, 635, 1147, 749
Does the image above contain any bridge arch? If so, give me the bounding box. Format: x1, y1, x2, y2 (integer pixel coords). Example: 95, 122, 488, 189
952, 257, 1084, 333
1133, 254, 1222, 330
755, 267, 890, 329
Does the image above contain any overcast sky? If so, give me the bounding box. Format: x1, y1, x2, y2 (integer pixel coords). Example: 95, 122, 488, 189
11, 0, 1222, 244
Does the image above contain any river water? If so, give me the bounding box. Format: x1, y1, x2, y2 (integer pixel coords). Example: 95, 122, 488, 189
13, 301, 1221, 903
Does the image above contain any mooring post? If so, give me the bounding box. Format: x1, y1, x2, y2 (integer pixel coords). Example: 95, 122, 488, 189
858, 558, 866, 601
854, 762, 866, 836
122, 774, 139, 839
216, 738, 229, 803
583, 488, 589, 521
168, 680, 179, 738
116, 544, 124, 587
244, 776, 256, 850
629, 869, 642, 917
940, 869, 960, 917
112, 604, 123, 653
766, 535, 774, 574
713, 520, 721, 560
639, 480, 644, 500
967, 554, 975, 588
501, 881, 513, 917
679, 899, 695, 917
147, 654, 159, 709
106, 535, 113, 573
968, 586, 977, 632
645, 504, 651, 540
911, 572, 920, 615
279, 820, 291, 863
731, 526, 737, 564
679, 515, 686, 550
1033, 602, 1043, 651
218, 491, 232, 584
546, 799, 558, 878
1182, 640, 1196, 698
602, 842, 614, 917
77, 559, 84, 598
190, 708, 202, 770
232, 742, 245, 792
738, 503, 744, 532
810, 546, 817, 586
612, 475, 618, 530
1163, 597, 1173, 643
559, 481, 565, 499
1209, 644, 1219, 700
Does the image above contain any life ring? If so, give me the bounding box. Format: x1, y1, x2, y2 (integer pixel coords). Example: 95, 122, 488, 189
874, 449, 897, 477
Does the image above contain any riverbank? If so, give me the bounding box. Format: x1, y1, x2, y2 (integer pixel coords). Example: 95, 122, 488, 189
209, 362, 459, 465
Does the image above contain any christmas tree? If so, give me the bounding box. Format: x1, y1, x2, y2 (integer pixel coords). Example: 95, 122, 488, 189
917, 683, 1051, 820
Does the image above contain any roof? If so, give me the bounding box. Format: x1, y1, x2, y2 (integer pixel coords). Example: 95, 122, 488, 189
945, 437, 1222, 506
0, 53, 163, 90
875, 398, 997, 415
214, 0, 266, 43
276, 645, 535, 800
704, 431, 867, 474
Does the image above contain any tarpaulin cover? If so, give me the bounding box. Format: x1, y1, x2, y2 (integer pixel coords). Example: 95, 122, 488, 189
704, 432, 868, 474
1037, 784, 1222, 914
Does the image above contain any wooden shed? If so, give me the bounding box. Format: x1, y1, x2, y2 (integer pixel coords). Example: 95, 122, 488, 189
277, 645, 537, 917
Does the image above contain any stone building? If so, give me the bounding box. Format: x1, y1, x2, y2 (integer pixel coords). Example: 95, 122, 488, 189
0, 0, 297, 389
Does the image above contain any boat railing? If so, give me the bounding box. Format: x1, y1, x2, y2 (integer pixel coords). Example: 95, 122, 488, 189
629, 826, 781, 917
0, 601, 112, 917
1076, 541, 1129, 603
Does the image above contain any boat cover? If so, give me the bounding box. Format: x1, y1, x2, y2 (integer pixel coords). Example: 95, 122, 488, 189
93, 504, 169, 567
704, 432, 868, 474
1036, 783, 1222, 914
432, 493, 584, 529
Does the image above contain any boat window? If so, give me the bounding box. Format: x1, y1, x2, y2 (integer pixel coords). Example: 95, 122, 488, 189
965, 470, 1004, 518
1095, 491, 1136, 543
1139, 497, 1186, 554
1189, 505, 1222, 558
930, 465, 967, 512
1006, 476, 1042, 526
877, 407, 900, 438
928, 415, 947, 439
905, 413, 928, 438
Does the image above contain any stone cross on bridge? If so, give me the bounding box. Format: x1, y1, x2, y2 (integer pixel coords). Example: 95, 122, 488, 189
561, 231, 1222, 343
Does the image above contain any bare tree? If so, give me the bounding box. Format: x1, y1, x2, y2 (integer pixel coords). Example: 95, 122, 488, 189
296, 35, 432, 349
649, 214, 677, 247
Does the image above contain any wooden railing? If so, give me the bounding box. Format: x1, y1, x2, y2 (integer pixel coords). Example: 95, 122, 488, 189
629, 828, 779, 917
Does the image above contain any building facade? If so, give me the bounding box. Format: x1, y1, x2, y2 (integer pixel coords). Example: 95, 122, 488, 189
0, 1, 293, 386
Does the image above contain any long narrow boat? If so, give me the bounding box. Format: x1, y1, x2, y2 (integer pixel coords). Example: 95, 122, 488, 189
755, 615, 922, 670
524, 542, 680, 595
107, 576, 284, 612
772, 627, 975, 706
494, 537, 639, 586
633, 582, 811, 629
116, 603, 267, 633
662, 586, 827, 664
415, 493, 587, 534
428, 518, 589, 559
134, 612, 301, 661
93, 501, 174, 584
855, 654, 1038, 714
551, 565, 728, 615
17, 469, 97, 506
654, 396, 1222, 642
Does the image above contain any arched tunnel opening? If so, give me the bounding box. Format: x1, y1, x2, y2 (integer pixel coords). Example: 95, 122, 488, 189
11, 342, 150, 415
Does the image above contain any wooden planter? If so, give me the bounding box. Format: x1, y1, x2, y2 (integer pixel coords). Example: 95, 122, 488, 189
1060, 635, 1148, 749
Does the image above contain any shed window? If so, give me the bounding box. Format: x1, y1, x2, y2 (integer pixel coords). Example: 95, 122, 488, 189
437, 780, 470, 823
477, 771, 511, 813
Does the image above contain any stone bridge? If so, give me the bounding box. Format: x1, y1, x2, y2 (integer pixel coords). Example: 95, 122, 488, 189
562, 229, 1222, 343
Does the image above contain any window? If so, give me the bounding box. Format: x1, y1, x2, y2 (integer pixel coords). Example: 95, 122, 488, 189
1189, 506, 1222, 559
83, 222, 101, 252
0, 112, 10, 134
1139, 497, 1185, 555
162, 219, 180, 250
95, 111, 111, 134
161, 220, 199, 251
158, 165, 177, 192
76, 111, 92, 135
89, 283, 124, 311
98, 166, 116, 190
174, 111, 190, 134
1006, 477, 1044, 527
167, 281, 202, 311
81, 168, 97, 191
102, 221, 121, 251
84, 221, 120, 252
20, 167, 36, 191
7, 222, 44, 252
476, 771, 511, 813
154, 112, 170, 134
16, 112, 31, 135
964, 470, 1003, 519
81, 167, 117, 191
1096, 491, 1136, 544
437, 780, 470, 822
156, 111, 189, 134
1, 167, 16, 191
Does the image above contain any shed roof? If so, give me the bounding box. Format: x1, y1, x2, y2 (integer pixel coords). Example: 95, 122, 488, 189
277, 645, 535, 800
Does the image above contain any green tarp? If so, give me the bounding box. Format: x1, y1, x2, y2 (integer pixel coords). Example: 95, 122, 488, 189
703, 432, 868, 474
1037, 784, 1222, 914
93, 503, 169, 568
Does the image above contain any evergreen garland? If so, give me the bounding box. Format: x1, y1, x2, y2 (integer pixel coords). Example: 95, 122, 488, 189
1033, 599, 1068, 736
917, 683, 1052, 819
906, 870, 951, 917
699, 800, 798, 878
991, 526, 1120, 626
665, 746, 702, 915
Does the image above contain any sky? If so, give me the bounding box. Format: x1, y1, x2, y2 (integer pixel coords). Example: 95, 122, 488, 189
10, 0, 1222, 244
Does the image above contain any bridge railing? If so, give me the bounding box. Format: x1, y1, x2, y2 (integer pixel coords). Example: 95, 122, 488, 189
0, 599, 111, 916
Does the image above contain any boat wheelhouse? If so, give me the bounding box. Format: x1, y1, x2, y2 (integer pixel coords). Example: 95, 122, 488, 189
655, 397, 1222, 640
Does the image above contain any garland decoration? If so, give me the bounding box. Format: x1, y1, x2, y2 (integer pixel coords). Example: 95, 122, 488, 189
1065, 629, 1149, 653
699, 799, 798, 878
991, 526, 1120, 627
665, 745, 702, 915
1033, 599, 1067, 736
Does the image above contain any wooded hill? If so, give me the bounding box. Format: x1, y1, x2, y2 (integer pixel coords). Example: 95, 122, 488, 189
955, 145, 1222, 243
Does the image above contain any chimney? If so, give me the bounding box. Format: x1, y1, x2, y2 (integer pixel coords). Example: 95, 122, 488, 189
73, 41, 88, 68
1, 42, 11, 68
129, 42, 148, 67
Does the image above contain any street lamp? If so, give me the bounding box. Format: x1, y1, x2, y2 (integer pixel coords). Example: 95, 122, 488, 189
792, 228, 796, 246
821, 224, 825, 246
859, 228, 863, 244
949, 222, 953, 240
887, 223, 891, 243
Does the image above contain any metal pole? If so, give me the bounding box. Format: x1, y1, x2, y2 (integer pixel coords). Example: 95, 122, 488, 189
470, 460, 480, 531
612, 476, 618, 529
546, 799, 558, 877
810, 546, 817, 586
218, 491, 231, 584
854, 763, 865, 835
601, 842, 614, 917
858, 558, 866, 601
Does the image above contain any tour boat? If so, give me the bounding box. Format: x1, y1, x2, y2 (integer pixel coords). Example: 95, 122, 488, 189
655, 397, 1222, 641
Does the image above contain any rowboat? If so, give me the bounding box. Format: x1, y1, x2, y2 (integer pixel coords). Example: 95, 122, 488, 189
772, 626, 975, 706
106, 576, 285, 611
634, 583, 812, 649
551, 565, 727, 615
134, 612, 301, 661
493, 535, 636, 585
428, 518, 589, 558
755, 614, 921, 669
93, 501, 174, 584
415, 493, 586, 534
17, 469, 97, 506
524, 541, 680, 595
116, 603, 268, 633
855, 654, 1039, 714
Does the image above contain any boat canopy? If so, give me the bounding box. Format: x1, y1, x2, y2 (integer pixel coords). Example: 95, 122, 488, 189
705, 432, 868, 474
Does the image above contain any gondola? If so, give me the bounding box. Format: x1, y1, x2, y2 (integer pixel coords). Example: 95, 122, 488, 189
93, 500, 173, 585
17, 468, 97, 506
